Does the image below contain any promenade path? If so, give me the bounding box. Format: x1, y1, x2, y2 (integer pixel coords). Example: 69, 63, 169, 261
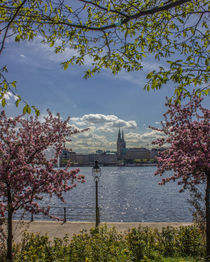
10, 221, 193, 243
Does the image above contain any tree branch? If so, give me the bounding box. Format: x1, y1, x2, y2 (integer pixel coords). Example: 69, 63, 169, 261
0, 0, 27, 54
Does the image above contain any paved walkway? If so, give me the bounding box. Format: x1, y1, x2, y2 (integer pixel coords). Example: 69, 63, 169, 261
9, 220, 193, 243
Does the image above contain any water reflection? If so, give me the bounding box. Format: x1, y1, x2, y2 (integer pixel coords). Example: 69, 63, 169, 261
14, 166, 196, 222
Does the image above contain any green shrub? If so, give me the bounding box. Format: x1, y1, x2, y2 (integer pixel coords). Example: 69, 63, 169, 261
175, 225, 205, 257
14, 226, 133, 262
15, 233, 70, 262
68, 226, 133, 262
156, 226, 177, 256
2, 224, 206, 261
126, 226, 157, 261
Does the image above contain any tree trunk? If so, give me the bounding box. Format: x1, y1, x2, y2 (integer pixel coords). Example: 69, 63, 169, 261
7, 195, 13, 261
206, 171, 210, 260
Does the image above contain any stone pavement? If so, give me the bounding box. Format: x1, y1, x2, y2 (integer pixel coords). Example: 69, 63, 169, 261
10, 220, 193, 243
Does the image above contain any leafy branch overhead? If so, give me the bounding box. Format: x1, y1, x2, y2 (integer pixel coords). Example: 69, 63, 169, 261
0, 0, 209, 112
0, 66, 40, 115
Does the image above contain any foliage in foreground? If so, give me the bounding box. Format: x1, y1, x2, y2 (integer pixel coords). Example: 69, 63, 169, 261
0, 110, 86, 260
1, 0, 209, 113
0, 224, 205, 262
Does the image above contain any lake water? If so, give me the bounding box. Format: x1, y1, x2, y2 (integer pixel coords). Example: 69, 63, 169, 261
14, 166, 202, 222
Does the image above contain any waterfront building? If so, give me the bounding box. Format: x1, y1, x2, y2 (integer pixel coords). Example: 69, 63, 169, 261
75, 154, 89, 166
59, 130, 161, 166
116, 129, 150, 161
125, 147, 150, 161
150, 147, 166, 161
117, 128, 126, 159
89, 152, 118, 166
150, 148, 158, 160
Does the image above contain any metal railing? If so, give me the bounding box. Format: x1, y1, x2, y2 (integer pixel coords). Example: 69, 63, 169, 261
13, 206, 96, 222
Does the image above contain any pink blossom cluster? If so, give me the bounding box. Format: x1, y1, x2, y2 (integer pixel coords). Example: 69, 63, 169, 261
0, 110, 85, 220
150, 95, 209, 191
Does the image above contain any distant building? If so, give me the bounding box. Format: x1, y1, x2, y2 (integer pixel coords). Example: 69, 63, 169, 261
89, 153, 117, 166
116, 129, 150, 161
150, 147, 166, 160
96, 150, 104, 154
117, 129, 126, 159
75, 154, 89, 165
59, 130, 160, 166
99, 153, 118, 166
150, 148, 158, 160
125, 148, 150, 161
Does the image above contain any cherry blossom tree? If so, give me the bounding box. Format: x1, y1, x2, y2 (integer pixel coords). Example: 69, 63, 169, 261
0, 110, 85, 260
150, 95, 210, 258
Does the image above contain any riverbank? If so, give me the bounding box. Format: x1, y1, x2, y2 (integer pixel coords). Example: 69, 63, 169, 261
60, 163, 157, 167
10, 220, 193, 243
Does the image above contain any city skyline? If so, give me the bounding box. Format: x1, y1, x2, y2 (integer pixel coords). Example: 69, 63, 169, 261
1, 37, 209, 153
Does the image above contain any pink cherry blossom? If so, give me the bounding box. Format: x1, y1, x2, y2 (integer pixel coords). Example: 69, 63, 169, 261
150, 95, 209, 190
150, 94, 210, 257
0, 109, 86, 259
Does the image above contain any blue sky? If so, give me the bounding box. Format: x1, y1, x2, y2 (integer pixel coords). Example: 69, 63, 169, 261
1, 38, 209, 153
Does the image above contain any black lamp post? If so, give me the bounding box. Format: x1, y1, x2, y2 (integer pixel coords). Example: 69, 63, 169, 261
92, 160, 101, 227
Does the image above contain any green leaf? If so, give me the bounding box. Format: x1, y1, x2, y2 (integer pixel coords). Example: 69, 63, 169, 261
107, 2, 111, 12
66, 5, 73, 13
49, 1, 53, 11
35, 109, 40, 116
63, 62, 69, 70
11, 81, 16, 88
1, 98, 6, 107
15, 99, 20, 107
27, 105, 31, 114
23, 105, 27, 114
44, 4, 48, 13
15, 35, 21, 42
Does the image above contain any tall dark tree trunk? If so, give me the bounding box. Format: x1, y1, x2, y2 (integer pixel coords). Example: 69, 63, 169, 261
206, 171, 210, 260
7, 190, 13, 261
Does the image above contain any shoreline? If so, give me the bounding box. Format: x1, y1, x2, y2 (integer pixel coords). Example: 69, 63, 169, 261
60, 163, 157, 167
8, 220, 193, 243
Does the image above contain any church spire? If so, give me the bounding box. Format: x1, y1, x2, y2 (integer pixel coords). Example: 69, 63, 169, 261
118, 128, 121, 139
122, 130, 124, 141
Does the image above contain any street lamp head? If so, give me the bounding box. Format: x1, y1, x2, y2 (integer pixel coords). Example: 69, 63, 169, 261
92, 160, 101, 181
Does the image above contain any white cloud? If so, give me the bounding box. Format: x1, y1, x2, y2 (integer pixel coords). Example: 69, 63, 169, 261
67, 112, 166, 152
124, 130, 165, 148
3, 91, 18, 103
4, 91, 13, 100
75, 132, 93, 139
67, 128, 165, 153
140, 130, 164, 141
141, 61, 161, 72
97, 126, 115, 133
69, 131, 111, 153
81, 114, 118, 124
67, 113, 138, 152
71, 113, 137, 129
109, 120, 137, 129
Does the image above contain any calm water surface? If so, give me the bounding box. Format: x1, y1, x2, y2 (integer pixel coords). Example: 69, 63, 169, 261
15, 166, 199, 222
